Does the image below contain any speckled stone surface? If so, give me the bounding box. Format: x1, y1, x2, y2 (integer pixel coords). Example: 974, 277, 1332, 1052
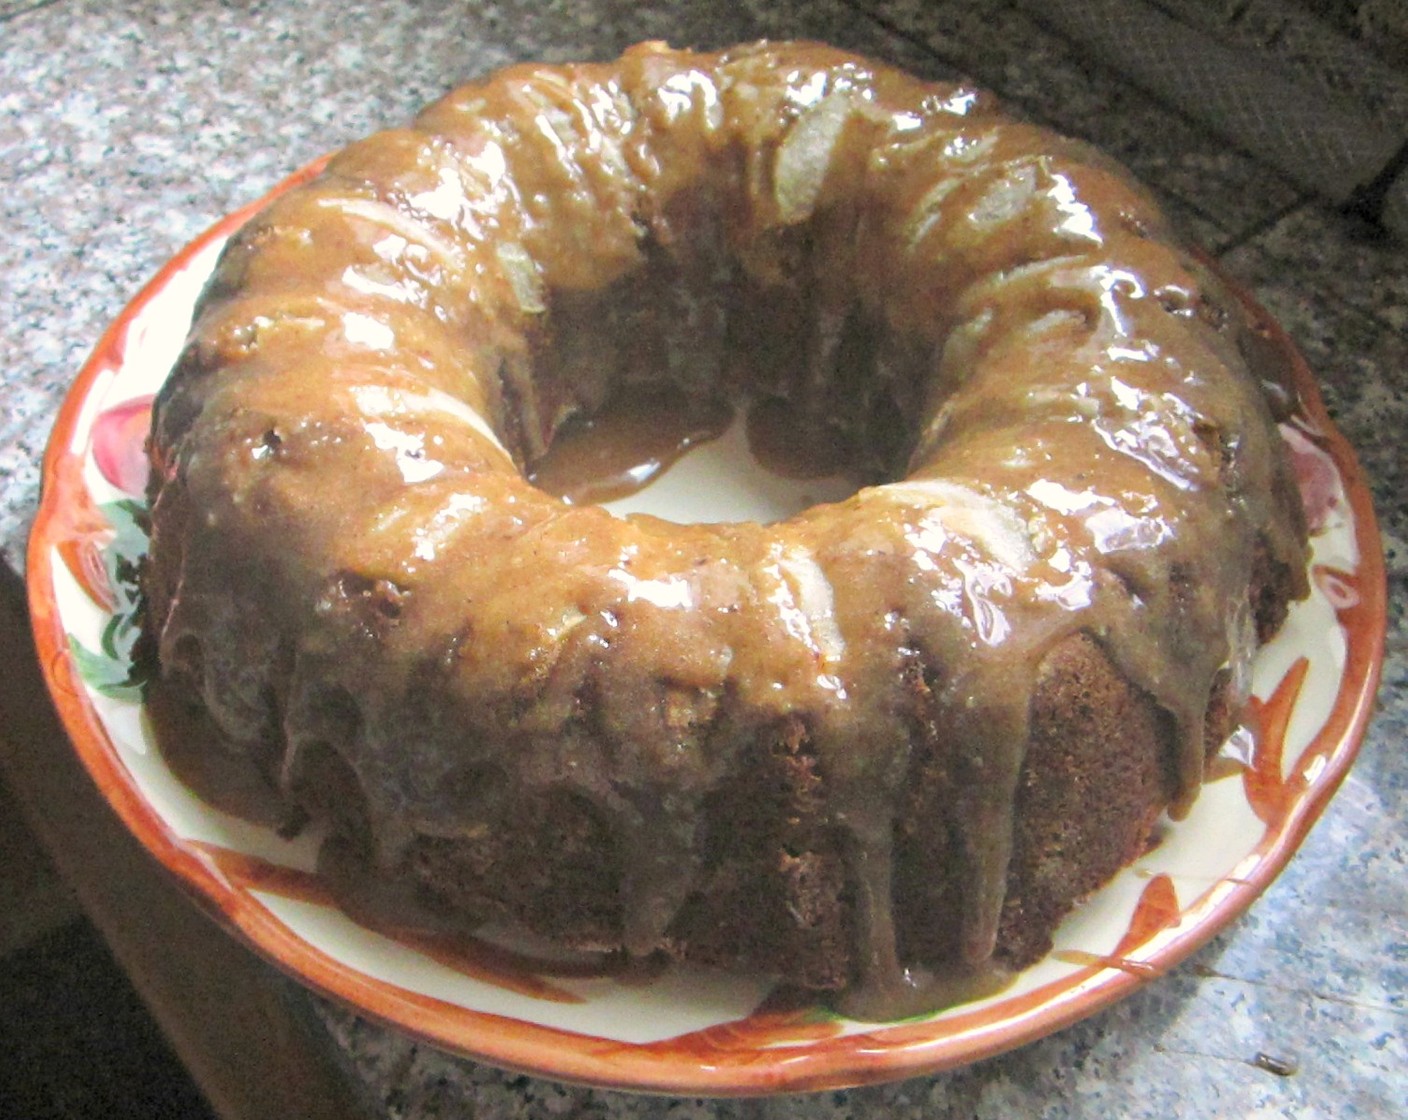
2, 1, 1404, 1115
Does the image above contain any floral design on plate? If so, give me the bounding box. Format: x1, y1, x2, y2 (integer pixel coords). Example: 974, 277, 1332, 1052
28, 166, 1387, 1095
61, 394, 152, 701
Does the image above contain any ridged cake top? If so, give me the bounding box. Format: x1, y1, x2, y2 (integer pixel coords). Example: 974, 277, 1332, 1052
145, 41, 1308, 1016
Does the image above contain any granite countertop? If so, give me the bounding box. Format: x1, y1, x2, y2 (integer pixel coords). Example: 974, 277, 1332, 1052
1, 1, 1403, 1115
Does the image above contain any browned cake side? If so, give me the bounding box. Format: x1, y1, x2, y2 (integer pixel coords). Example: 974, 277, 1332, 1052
399, 627, 1259, 1000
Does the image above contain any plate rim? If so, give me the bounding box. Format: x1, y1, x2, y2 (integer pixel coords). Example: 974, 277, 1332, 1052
26, 162, 1389, 1095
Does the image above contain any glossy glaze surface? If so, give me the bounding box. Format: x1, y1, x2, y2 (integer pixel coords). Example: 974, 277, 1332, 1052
142, 42, 1307, 1015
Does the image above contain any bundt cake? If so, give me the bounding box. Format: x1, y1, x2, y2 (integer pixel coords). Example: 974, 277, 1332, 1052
142, 40, 1310, 1018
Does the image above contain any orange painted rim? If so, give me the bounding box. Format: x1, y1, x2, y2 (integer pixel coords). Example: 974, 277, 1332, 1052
27, 162, 1388, 1095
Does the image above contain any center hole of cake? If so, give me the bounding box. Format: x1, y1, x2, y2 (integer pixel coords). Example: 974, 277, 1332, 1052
527, 389, 865, 524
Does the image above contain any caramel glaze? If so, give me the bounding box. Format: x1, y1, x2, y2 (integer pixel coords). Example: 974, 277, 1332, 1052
143, 41, 1309, 1018
526, 387, 733, 505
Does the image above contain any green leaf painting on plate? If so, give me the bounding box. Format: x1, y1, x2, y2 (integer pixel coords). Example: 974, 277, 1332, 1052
70, 498, 150, 702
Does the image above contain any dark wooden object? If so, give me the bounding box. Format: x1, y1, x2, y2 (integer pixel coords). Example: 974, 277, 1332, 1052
0, 566, 378, 1120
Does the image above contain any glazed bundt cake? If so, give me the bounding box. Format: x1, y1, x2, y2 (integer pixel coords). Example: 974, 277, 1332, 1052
142, 41, 1309, 1017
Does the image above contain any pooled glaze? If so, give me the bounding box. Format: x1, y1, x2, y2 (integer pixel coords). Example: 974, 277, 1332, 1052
144, 41, 1308, 1017
526, 389, 733, 505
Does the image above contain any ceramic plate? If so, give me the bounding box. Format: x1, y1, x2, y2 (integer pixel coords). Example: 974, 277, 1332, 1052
28, 168, 1387, 1095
